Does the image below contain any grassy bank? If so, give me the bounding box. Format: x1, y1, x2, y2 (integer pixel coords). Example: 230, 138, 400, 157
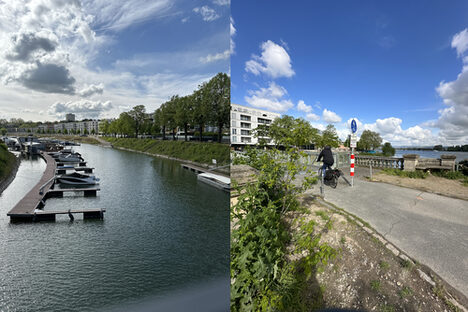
36, 134, 100, 145
0, 143, 17, 183
104, 137, 230, 166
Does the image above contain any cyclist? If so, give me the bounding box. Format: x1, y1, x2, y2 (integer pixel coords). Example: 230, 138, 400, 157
317, 145, 334, 178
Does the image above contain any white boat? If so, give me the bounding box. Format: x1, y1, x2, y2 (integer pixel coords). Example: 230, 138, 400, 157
56, 172, 99, 185
57, 153, 82, 162
197, 172, 230, 191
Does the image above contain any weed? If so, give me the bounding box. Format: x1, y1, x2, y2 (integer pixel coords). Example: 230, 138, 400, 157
371, 280, 381, 291
315, 210, 330, 221
381, 168, 428, 179
432, 170, 465, 180
399, 286, 413, 299
400, 259, 413, 270
379, 304, 395, 312
340, 236, 346, 244
379, 261, 390, 270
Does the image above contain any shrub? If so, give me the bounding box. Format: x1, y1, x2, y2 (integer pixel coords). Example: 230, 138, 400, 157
381, 168, 428, 179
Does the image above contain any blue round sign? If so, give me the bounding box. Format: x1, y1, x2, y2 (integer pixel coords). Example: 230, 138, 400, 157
351, 119, 357, 133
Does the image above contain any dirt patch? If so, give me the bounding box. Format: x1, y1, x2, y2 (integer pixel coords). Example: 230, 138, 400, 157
292, 195, 467, 312
372, 173, 468, 201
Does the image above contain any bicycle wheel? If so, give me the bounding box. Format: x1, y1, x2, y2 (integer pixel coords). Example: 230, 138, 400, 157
330, 175, 338, 188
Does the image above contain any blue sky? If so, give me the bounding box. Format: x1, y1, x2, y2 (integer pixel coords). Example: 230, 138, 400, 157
231, 0, 468, 146
0, 0, 229, 121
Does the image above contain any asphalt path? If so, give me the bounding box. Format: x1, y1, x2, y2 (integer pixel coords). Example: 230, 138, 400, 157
302, 166, 468, 297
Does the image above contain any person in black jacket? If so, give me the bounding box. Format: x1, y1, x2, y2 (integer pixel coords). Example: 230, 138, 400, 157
317, 145, 334, 175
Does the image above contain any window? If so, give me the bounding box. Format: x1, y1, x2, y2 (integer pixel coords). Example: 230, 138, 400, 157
241, 129, 251, 135
231, 113, 236, 119
232, 128, 237, 134
240, 114, 251, 121
257, 118, 272, 124
232, 120, 236, 127
240, 122, 251, 129
232, 136, 237, 142
241, 137, 251, 143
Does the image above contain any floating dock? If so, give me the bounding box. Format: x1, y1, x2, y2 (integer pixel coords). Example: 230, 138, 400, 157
7, 152, 103, 222
181, 163, 229, 178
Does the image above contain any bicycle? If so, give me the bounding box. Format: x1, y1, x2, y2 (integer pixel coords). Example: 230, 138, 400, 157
317, 165, 339, 189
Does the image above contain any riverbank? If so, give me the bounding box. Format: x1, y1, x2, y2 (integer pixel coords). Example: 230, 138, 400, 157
103, 137, 230, 167
0, 144, 19, 195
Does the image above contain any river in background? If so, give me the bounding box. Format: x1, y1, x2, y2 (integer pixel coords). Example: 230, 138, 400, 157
394, 150, 468, 161
0, 144, 229, 312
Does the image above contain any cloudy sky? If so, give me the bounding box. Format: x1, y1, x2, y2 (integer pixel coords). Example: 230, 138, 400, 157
0, 0, 229, 121
231, 0, 468, 147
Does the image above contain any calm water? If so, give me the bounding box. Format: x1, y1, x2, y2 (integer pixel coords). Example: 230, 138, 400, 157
0, 144, 229, 311
394, 150, 468, 161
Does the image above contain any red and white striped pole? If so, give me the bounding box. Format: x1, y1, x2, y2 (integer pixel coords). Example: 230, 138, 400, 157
350, 151, 355, 187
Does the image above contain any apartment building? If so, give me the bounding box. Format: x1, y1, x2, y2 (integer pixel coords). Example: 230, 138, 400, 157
230, 103, 280, 146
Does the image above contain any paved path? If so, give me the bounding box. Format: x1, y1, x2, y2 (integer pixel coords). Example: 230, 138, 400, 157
303, 168, 468, 297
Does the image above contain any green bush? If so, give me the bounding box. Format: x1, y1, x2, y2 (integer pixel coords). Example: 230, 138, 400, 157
431, 170, 465, 180
381, 168, 428, 179
231, 148, 334, 311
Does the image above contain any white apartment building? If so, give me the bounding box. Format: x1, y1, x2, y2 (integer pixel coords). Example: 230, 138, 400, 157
231, 103, 281, 146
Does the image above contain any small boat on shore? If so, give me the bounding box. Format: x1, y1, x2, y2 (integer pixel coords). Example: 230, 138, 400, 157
56, 172, 99, 186
197, 172, 230, 191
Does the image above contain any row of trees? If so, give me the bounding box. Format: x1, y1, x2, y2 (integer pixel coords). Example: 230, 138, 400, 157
99, 73, 230, 143
255, 115, 341, 149
256, 115, 397, 156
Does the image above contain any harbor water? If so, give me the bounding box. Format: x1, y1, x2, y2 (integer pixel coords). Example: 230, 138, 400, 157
0, 144, 229, 311
394, 150, 468, 162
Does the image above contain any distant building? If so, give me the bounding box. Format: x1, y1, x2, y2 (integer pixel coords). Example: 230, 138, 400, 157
230, 103, 280, 146
65, 113, 75, 122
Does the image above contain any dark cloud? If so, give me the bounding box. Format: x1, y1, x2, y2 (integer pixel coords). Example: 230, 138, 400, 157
6, 33, 57, 62
20, 63, 76, 94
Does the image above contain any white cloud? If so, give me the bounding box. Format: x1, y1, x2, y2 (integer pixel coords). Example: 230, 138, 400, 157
244, 82, 294, 112
212, 0, 230, 6
84, 0, 173, 31
48, 99, 113, 119
306, 113, 320, 121
230, 17, 236, 54
322, 109, 342, 123
245, 40, 295, 78
78, 83, 104, 97
427, 28, 468, 144
193, 6, 220, 22
451, 28, 468, 57
297, 100, 312, 113
200, 50, 230, 64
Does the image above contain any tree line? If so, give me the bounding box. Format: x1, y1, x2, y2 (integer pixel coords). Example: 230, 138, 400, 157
257, 115, 396, 156
99, 73, 230, 143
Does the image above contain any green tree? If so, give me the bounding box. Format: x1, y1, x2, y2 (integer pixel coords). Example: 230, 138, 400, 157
99, 120, 110, 135
117, 112, 134, 137
319, 124, 340, 148
1, 128, 7, 135
382, 142, 396, 156
175, 95, 193, 141
192, 84, 209, 141
256, 115, 320, 148
358, 130, 382, 151
128, 105, 147, 138
433, 145, 444, 151
205, 72, 230, 143
63, 129, 68, 135
152, 109, 162, 137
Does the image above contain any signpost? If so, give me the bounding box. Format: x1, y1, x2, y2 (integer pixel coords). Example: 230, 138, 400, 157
350, 119, 357, 187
